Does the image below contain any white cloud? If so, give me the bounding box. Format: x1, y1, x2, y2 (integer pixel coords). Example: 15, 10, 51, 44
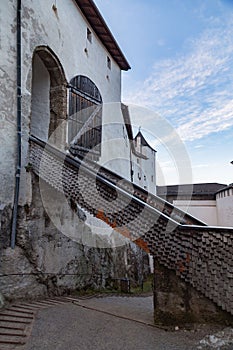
192, 163, 209, 169
124, 15, 233, 142
194, 144, 204, 149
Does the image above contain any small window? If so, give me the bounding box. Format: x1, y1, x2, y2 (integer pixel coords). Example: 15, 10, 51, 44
151, 175, 154, 182
144, 175, 146, 181
87, 28, 92, 43
107, 56, 111, 69
137, 158, 139, 164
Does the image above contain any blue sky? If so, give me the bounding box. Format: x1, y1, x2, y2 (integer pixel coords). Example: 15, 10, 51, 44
95, 0, 233, 185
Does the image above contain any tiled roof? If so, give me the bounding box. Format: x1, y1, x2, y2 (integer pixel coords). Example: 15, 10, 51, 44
134, 131, 157, 153
215, 183, 233, 194
75, 0, 131, 71
157, 183, 227, 199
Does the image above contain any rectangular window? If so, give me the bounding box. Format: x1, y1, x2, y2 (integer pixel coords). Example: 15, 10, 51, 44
87, 28, 92, 43
107, 56, 111, 69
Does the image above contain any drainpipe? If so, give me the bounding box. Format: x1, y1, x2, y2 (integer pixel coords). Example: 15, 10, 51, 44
11, 0, 22, 249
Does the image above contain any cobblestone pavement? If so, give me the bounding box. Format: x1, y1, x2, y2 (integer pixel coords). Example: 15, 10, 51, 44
24, 296, 233, 350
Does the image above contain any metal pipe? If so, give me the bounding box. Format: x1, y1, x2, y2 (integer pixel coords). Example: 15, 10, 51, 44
11, 0, 22, 249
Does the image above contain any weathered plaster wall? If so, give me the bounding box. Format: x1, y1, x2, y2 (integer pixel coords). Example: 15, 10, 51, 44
20, 0, 121, 104
0, 174, 149, 301
0, 1, 148, 301
0, 204, 12, 249
0, 0, 17, 205
0, 0, 122, 206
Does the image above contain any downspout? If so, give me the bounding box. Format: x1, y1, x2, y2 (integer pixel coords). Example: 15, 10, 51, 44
11, 0, 22, 249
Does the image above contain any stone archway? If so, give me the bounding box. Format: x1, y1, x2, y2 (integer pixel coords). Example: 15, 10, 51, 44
28, 46, 69, 294
31, 46, 67, 143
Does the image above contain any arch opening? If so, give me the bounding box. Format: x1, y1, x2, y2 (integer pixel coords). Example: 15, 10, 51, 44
31, 46, 67, 143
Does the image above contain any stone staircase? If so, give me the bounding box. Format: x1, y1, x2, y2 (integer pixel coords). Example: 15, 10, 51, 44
0, 297, 84, 349
29, 136, 233, 316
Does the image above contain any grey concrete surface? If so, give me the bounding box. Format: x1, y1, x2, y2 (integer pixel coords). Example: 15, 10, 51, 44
77, 295, 155, 325
24, 296, 232, 350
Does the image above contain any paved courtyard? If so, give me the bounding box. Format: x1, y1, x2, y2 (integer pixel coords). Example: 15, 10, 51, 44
25, 296, 233, 350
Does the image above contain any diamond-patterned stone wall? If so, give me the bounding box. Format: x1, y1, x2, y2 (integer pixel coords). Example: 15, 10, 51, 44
29, 138, 233, 315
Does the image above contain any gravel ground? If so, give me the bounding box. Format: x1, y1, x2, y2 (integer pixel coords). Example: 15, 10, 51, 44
25, 296, 233, 350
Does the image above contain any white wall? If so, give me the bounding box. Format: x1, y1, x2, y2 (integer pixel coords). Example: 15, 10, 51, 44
99, 106, 157, 187
21, 0, 121, 103
216, 188, 233, 227
132, 137, 156, 195
98, 103, 132, 181
0, 0, 123, 206
173, 191, 233, 227
174, 200, 217, 226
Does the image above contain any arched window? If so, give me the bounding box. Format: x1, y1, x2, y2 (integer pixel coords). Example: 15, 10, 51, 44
68, 75, 102, 160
